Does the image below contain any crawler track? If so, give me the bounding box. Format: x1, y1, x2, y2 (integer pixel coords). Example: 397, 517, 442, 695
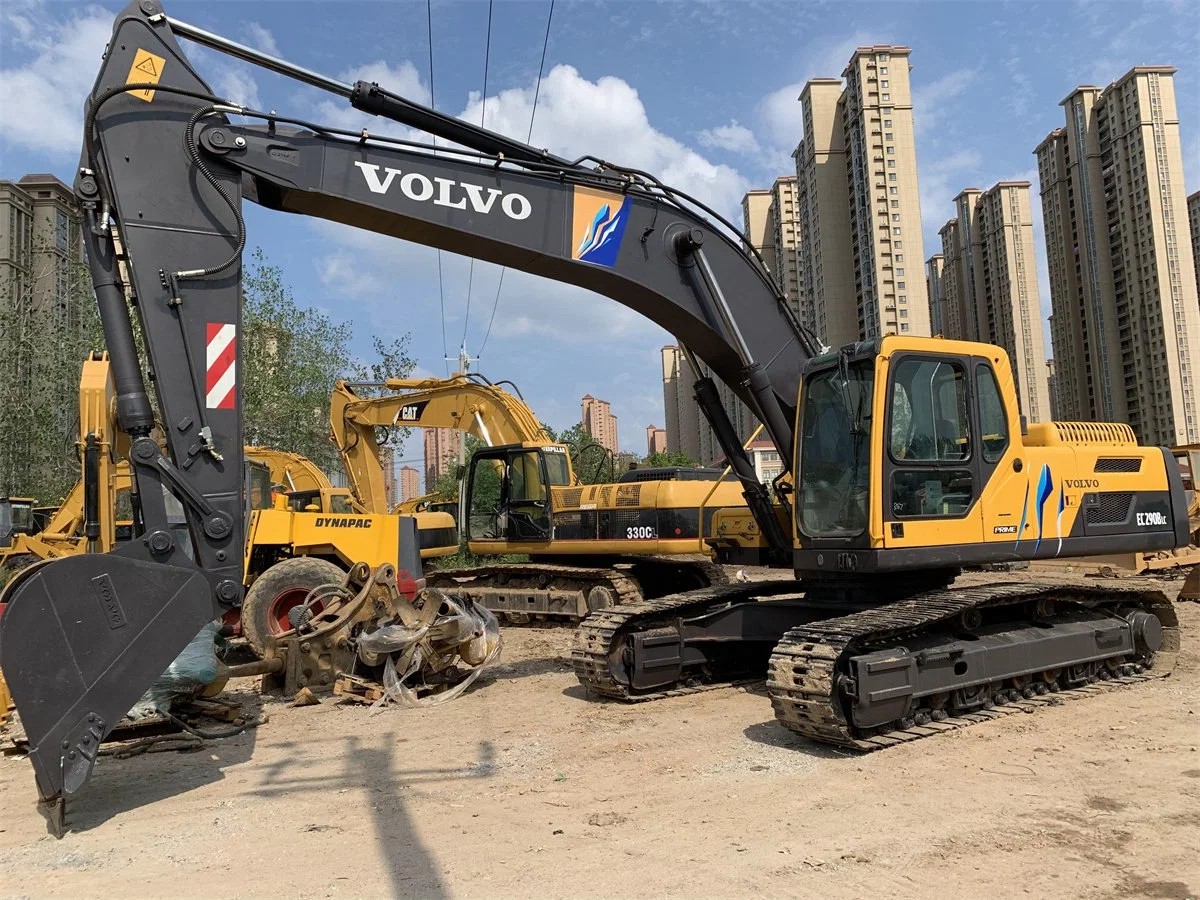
767, 582, 1178, 750
429, 557, 727, 623
571, 581, 809, 700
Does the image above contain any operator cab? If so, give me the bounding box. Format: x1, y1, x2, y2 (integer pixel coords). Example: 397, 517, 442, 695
282, 488, 355, 514
464, 443, 573, 543
794, 337, 1013, 579
0, 498, 35, 549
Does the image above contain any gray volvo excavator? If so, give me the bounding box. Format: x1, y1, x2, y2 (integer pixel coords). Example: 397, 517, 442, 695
0, 1, 1185, 833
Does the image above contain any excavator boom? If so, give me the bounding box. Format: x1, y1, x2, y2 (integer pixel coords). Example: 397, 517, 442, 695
332, 372, 568, 515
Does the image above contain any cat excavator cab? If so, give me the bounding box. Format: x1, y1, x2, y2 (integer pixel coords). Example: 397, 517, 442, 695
0, 1, 1187, 828
331, 373, 739, 618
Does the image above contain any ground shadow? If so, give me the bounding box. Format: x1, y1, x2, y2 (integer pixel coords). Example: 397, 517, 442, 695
247, 734, 497, 898
559, 683, 594, 701
61, 694, 263, 833
743, 720, 851, 760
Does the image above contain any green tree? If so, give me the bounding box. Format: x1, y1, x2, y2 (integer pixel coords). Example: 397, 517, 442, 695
241, 248, 414, 472
553, 423, 615, 484
645, 450, 698, 468
0, 232, 105, 504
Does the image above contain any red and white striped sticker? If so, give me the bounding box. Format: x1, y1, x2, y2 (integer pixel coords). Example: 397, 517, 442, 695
205, 322, 236, 410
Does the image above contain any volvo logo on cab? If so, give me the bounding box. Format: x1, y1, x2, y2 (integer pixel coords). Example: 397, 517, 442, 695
354, 162, 532, 220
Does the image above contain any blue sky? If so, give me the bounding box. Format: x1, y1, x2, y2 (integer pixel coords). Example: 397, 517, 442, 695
2, 0, 1196, 464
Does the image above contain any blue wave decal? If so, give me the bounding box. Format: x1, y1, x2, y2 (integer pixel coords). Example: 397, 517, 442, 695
1055, 483, 1065, 556
576, 197, 631, 267
1015, 481, 1030, 550
1033, 464, 1053, 553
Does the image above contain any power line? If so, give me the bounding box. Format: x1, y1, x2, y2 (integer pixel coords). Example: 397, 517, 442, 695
479, 0, 554, 359
461, 0, 495, 353
427, 0, 450, 376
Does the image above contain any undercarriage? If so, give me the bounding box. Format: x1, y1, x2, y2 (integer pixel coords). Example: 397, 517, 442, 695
428, 557, 728, 622
571, 578, 1178, 750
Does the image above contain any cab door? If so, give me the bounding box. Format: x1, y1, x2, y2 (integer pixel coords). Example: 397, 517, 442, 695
882, 353, 984, 549
465, 447, 551, 545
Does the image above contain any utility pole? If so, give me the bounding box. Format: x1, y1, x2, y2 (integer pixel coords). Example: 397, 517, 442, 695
445, 344, 478, 468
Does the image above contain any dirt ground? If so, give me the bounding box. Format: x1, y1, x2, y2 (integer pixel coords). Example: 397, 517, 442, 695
1, 569, 1199, 900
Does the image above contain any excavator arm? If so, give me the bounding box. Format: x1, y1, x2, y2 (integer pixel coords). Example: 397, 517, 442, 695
0, 0, 815, 820
331, 373, 567, 514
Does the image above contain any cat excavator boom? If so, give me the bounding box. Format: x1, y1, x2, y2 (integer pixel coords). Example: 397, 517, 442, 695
332, 373, 742, 618
0, 1, 1187, 828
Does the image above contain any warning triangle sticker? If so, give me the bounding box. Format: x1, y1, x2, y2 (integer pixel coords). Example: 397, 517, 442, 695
135, 57, 158, 77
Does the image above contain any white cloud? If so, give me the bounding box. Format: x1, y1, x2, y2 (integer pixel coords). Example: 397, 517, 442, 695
755, 33, 882, 151
697, 122, 761, 157
457, 64, 749, 218
0, 3, 267, 155
911, 68, 978, 137
309, 61, 430, 140
918, 149, 983, 246
199, 54, 262, 109
0, 4, 112, 157
305, 59, 751, 390
244, 22, 279, 58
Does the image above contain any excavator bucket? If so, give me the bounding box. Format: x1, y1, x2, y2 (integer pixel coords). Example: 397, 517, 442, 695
0, 551, 214, 834
1179, 565, 1200, 602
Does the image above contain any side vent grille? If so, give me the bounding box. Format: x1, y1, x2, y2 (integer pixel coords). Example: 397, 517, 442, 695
559, 488, 584, 509
1086, 492, 1133, 525
1094, 457, 1142, 473
615, 485, 642, 507
1053, 422, 1137, 446
598, 486, 613, 507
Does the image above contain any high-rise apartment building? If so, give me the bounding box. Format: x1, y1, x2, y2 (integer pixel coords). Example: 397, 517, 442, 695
937, 219, 966, 340
1046, 358, 1060, 421
769, 178, 804, 322
742, 188, 773, 260
1035, 66, 1200, 444
795, 80, 856, 346
949, 188, 983, 339
660, 346, 757, 465
378, 445, 397, 507
645, 425, 667, 456
925, 254, 944, 335
0, 174, 85, 321
743, 178, 803, 322
1189, 191, 1200, 301
938, 181, 1051, 421
975, 182, 1051, 422
796, 47, 929, 347
423, 427, 461, 491
581, 395, 618, 454
399, 465, 421, 503
0, 174, 89, 494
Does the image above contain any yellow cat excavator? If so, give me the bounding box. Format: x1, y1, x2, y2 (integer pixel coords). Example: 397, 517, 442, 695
0, 3, 1187, 825
331, 373, 742, 618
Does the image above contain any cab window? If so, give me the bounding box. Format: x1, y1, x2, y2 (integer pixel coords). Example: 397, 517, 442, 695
976, 365, 1008, 463
542, 447, 572, 486
889, 359, 969, 462
797, 361, 874, 537
888, 357, 974, 519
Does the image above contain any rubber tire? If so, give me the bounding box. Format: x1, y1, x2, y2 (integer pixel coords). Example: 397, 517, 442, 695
241, 557, 346, 658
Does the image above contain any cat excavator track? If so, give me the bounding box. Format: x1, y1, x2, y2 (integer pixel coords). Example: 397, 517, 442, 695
429, 557, 727, 622
768, 582, 1178, 750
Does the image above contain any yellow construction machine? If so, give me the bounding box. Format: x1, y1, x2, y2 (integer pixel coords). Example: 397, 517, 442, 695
331, 373, 746, 619
0, 354, 458, 657
1, 6, 1189, 824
